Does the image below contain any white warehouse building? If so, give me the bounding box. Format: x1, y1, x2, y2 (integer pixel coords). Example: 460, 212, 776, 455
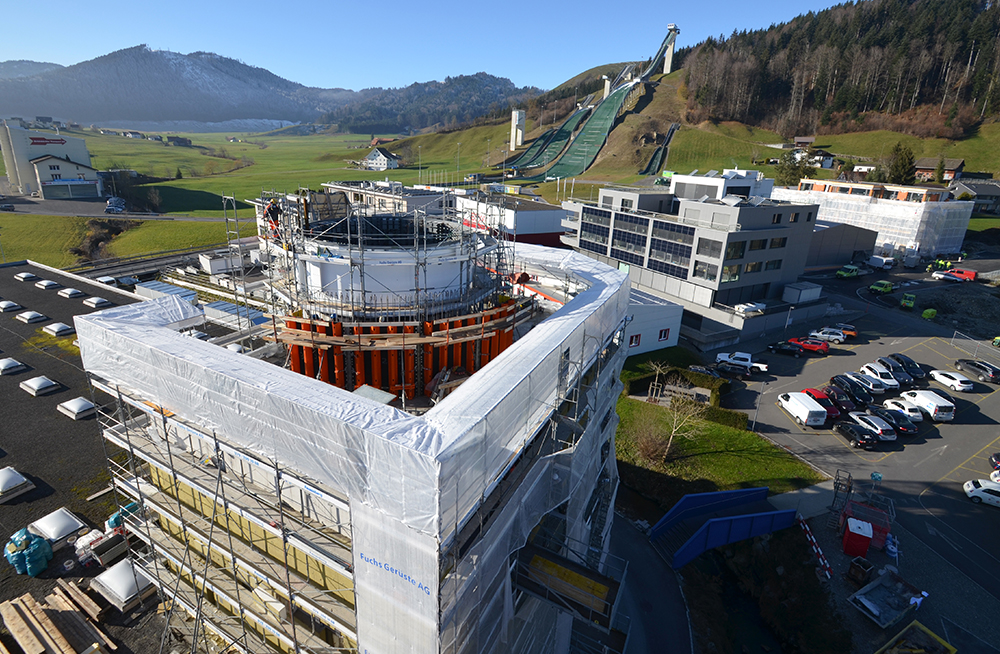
772, 179, 973, 256
0, 120, 103, 198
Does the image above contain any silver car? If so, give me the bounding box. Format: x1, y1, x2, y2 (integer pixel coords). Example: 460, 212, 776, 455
849, 411, 897, 441
845, 371, 887, 394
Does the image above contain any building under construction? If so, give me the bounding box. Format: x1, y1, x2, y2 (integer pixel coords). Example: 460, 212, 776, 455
77, 184, 632, 654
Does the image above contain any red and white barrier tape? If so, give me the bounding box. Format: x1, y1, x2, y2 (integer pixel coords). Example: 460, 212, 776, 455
797, 514, 832, 579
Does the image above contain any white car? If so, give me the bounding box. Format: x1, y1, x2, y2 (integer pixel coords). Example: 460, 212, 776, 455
860, 363, 900, 390
883, 398, 923, 422
808, 328, 846, 344
929, 369, 974, 392
964, 479, 1000, 506
845, 371, 887, 394
990, 469, 1000, 483
848, 411, 896, 441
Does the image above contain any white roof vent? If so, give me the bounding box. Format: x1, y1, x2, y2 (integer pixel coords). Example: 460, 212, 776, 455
20, 375, 60, 396
58, 287, 85, 298
16, 311, 47, 324
0, 300, 22, 312
43, 322, 75, 337
83, 297, 112, 308
58, 397, 97, 420
0, 358, 27, 375
14, 272, 38, 282
29, 507, 86, 543
35, 279, 61, 290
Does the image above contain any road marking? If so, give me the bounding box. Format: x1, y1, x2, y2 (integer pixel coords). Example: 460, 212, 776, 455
926, 522, 963, 551
914, 445, 948, 466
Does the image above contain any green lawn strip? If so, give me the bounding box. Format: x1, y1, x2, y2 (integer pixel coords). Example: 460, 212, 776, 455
967, 214, 1000, 232
109, 220, 228, 258
0, 214, 90, 267
615, 395, 823, 511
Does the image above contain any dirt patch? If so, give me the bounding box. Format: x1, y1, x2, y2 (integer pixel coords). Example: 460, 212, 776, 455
901, 282, 1000, 339
70, 219, 139, 262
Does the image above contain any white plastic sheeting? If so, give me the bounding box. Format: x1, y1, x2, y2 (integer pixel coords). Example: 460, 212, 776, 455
76, 245, 629, 653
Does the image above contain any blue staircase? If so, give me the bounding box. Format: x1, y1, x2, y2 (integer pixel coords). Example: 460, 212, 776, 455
649, 487, 796, 569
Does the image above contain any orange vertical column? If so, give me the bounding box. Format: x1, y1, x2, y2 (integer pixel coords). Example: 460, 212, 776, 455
423, 321, 435, 393
333, 322, 345, 388
287, 319, 303, 374
318, 321, 331, 383
404, 325, 416, 398
353, 325, 366, 389
303, 321, 317, 379
387, 326, 399, 395
370, 326, 383, 390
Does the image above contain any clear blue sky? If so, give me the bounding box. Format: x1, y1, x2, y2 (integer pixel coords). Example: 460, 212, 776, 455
0, 0, 844, 91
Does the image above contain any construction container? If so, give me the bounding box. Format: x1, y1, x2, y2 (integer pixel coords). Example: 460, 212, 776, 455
782, 281, 823, 304
842, 518, 873, 557
922, 308, 937, 320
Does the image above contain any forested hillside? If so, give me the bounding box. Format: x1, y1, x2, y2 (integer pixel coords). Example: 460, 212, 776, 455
678, 0, 1000, 138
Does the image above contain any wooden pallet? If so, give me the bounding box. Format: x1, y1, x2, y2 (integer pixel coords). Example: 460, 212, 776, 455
0, 589, 116, 654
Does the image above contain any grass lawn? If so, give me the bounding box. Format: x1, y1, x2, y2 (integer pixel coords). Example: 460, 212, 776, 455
615, 396, 824, 510
967, 213, 1000, 232
109, 220, 228, 258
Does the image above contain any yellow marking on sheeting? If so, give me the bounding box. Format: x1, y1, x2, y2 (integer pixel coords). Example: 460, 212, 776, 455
528, 555, 609, 612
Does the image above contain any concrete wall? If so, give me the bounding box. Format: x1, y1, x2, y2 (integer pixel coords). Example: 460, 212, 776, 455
807, 222, 878, 269
623, 300, 683, 355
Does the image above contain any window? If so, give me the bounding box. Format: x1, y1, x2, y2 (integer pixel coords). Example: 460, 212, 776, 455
52, 174, 61, 180
771, 213, 782, 224
765, 259, 782, 271
628, 334, 641, 348
721, 264, 741, 283
790, 212, 799, 223
49, 164, 60, 171
658, 328, 670, 342
620, 198, 634, 210
770, 237, 787, 249
693, 260, 718, 281
725, 241, 746, 260
806, 211, 813, 222
696, 238, 723, 258
749, 239, 767, 251
745, 261, 762, 273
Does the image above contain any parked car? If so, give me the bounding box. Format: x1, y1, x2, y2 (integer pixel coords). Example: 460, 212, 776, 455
809, 328, 846, 344
820, 385, 856, 413
929, 369, 974, 392
963, 479, 1000, 506
788, 337, 830, 355
991, 469, 1000, 483
831, 323, 858, 338
882, 398, 923, 422
835, 421, 878, 450
860, 362, 900, 390
688, 365, 721, 379
990, 453, 1000, 470
803, 387, 841, 420
0, 203, 14, 212
767, 341, 805, 357
714, 362, 752, 380
777, 392, 829, 427
105, 205, 124, 214
830, 374, 873, 407
887, 353, 926, 380
836, 265, 860, 279
848, 411, 897, 441
844, 371, 887, 394
715, 351, 768, 373
899, 389, 955, 422
932, 270, 969, 282
875, 356, 914, 386
954, 359, 1000, 383
867, 406, 919, 435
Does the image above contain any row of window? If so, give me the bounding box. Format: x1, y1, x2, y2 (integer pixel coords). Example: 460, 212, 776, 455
771, 211, 812, 224
628, 328, 671, 348
724, 237, 785, 260
695, 258, 783, 283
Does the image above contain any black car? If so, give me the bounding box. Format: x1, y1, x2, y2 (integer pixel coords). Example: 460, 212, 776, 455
875, 356, 914, 386
955, 359, 1000, 383
715, 362, 752, 380
767, 341, 805, 358
888, 353, 926, 380
830, 374, 874, 407
688, 365, 721, 379
820, 385, 857, 413
991, 453, 1000, 470
867, 406, 919, 435
835, 421, 878, 450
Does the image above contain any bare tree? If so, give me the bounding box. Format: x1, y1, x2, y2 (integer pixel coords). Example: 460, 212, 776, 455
641, 360, 673, 402
660, 398, 707, 461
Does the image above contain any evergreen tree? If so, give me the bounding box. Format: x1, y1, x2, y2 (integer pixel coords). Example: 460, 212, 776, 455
773, 151, 814, 186
934, 155, 946, 184
886, 142, 916, 185
175, 167, 183, 180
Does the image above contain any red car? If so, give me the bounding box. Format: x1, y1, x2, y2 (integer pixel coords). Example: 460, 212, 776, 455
819, 385, 856, 413
803, 387, 841, 420
788, 337, 830, 355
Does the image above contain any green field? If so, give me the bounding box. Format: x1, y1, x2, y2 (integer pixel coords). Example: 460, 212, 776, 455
0, 215, 228, 267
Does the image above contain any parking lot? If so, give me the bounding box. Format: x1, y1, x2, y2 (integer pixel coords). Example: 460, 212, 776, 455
717, 312, 1000, 605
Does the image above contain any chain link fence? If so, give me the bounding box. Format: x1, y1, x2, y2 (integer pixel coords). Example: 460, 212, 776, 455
950, 330, 1000, 365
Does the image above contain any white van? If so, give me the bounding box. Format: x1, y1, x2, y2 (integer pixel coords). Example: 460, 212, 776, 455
868, 255, 894, 270
777, 392, 828, 427
900, 390, 955, 422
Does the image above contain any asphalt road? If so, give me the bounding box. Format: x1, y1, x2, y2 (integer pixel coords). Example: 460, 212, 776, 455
717, 308, 1000, 605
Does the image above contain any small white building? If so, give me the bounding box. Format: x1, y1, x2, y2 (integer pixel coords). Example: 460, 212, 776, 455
361, 147, 400, 171
666, 168, 774, 201
29, 155, 103, 199
0, 120, 97, 196
623, 288, 683, 355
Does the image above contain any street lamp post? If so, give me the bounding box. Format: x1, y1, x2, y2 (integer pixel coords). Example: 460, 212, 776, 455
751, 381, 768, 432
457, 142, 461, 176
784, 305, 795, 334
418, 146, 422, 185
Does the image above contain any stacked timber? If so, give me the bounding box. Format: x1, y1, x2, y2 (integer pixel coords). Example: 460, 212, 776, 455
0, 581, 115, 654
